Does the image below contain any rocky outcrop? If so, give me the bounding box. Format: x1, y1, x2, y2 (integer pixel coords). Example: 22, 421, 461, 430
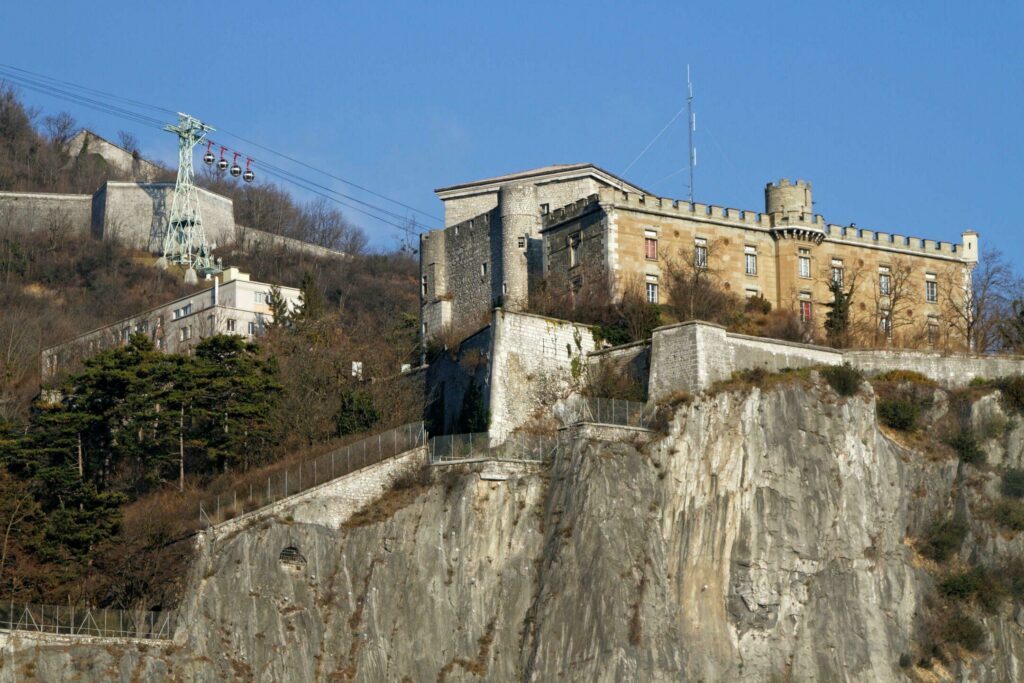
4, 379, 1024, 681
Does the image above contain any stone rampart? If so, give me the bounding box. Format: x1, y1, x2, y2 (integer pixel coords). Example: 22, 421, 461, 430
648, 321, 1024, 401
488, 309, 596, 442
572, 187, 968, 260
0, 191, 92, 235
209, 446, 426, 535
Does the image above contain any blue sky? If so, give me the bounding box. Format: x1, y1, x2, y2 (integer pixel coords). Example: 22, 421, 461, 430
2, 1, 1022, 258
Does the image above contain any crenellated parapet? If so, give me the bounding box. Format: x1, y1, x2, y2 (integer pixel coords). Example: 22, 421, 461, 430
537, 186, 972, 260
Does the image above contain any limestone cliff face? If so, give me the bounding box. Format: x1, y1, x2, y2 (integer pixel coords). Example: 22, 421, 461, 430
4, 380, 1024, 681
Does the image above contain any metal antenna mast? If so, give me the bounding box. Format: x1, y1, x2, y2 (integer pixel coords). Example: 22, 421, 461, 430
158, 113, 218, 284
687, 65, 696, 203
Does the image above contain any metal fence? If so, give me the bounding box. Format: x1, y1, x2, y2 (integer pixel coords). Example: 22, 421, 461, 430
0, 601, 176, 640
565, 396, 652, 429
429, 431, 560, 464
199, 422, 426, 527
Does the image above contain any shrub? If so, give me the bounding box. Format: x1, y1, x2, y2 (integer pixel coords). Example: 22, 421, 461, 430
1002, 469, 1024, 498
969, 377, 990, 388
943, 611, 986, 652
944, 430, 985, 465
995, 376, 1024, 414
744, 294, 772, 315
821, 363, 862, 397
921, 518, 967, 561
878, 398, 920, 431
939, 568, 985, 600
875, 369, 936, 386
990, 499, 1024, 530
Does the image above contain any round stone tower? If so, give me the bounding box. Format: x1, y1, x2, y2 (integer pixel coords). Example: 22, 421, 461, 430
765, 178, 813, 219
497, 183, 539, 310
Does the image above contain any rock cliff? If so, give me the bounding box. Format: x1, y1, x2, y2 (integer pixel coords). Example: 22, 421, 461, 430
4, 378, 1024, 681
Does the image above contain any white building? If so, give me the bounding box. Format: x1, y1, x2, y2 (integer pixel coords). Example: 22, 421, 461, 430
41, 268, 301, 381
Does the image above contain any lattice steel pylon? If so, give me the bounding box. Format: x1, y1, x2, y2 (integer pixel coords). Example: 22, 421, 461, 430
157, 113, 218, 283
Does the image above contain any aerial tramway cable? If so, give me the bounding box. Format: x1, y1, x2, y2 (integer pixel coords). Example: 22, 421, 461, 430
0, 64, 438, 236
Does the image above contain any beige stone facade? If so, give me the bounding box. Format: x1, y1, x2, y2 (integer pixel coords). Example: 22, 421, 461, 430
543, 180, 977, 347
421, 166, 978, 349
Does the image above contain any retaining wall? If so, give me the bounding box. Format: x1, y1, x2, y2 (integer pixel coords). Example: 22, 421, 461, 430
0, 191, 92, 236
208, 446, 426, 535
488, 309, 596, 442
648, 321, 1024, 401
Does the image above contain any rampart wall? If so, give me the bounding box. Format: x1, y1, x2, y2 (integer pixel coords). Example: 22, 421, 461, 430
647, 321, 1024, 401
0, 191, 92, 235
488, 309, 596, 442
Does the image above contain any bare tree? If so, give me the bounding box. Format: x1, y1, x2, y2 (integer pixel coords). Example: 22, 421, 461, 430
117, 130, 140, 154
663, 237, 739, 324
43, 112, 77, 149
939, 247, 1021, 352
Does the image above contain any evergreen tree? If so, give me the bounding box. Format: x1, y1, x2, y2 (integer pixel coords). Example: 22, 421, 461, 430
294, 271, 327, 324
266, 285, 292, 330
335, 389, 380, 436
824, 279, 852, 348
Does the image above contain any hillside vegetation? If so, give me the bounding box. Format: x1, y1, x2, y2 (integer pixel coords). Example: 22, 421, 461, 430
0, 86, 422, 609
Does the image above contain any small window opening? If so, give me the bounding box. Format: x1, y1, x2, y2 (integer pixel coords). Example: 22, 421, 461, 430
279, 546, 307, 567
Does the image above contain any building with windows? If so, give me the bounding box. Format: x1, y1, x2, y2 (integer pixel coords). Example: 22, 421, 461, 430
41, 268, 301, 381
421, 165, 979, 348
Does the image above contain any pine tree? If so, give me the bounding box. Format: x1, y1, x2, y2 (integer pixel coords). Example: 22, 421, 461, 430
824, 279, 852, 348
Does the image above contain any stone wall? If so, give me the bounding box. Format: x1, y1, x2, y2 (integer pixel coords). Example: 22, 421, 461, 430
210, 446, 427, 535
648, 320, 1024, 401
92, 182, 236, 252
586, 340, 651, 397
0, 191, 92, 236
489, 309, 596, 442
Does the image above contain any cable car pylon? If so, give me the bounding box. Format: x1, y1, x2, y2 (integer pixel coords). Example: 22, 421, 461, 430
156, 113, 219, 283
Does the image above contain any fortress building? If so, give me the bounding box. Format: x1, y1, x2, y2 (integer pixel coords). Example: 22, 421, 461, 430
420, 165, 979, 347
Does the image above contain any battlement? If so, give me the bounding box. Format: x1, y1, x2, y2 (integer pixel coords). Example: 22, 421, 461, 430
766, 178, 812, 190
540, 187, 970, 260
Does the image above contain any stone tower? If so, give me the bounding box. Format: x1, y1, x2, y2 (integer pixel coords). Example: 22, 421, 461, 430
496, 183, 539, 310
765, 179, 813, 222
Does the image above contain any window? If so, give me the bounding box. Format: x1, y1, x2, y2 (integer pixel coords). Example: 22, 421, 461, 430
182, 303, 192, 316
480, 262, 488, 278
880, 311, 892, 338
122, 327, 131, 342
157, 338, 166, 351
420, 275, 427, 298
694, 238, 708, 269
517, 235, 526, 249
927, 318, 939, 345
226, 318, 236, 333
248, 321, 257, 335
745, 288, 760, 298
646, 275, 659, 304
798, 248, 811, 278
879, 267, 891, 296
800, 300, 812, 323
179, 326, 192, 342
255, 291, 265, 305
156, 315, 163, 328
925, 275, 938, 303
570, 274, 582, 293
831, 259, 844, 287
540, 203, 550, 215
745, 249, 761, 276
569, 232, 581, 267
172, 308, 180, 320
645, 230, 658, 260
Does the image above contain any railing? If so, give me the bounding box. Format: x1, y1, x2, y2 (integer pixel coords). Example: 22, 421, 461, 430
0, 601, 176, 640
199, 422, 426, 527
429, 432, 560, 464
565, 396, 652, 429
